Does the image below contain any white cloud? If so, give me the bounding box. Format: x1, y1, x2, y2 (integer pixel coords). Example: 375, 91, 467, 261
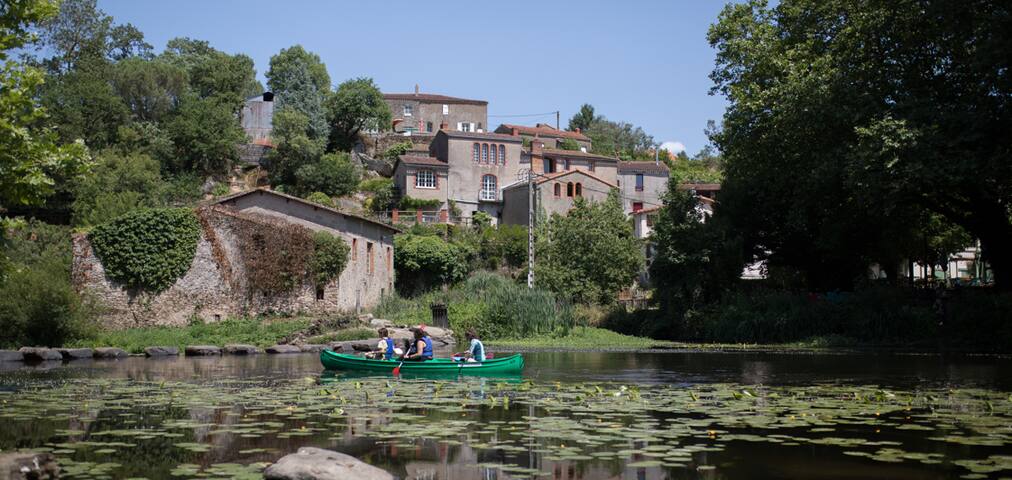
660, 141, 686, 153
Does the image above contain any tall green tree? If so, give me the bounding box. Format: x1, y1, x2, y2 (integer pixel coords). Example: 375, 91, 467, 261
1, 0, 90, 207
266, 108, 326, 188
567, 104, 654, 159
567, 103, 597, 132
267, 45, 329, 139
325, 77, 391, 151
109, 57, 187, 123
709, 0, 1012, 290
534, 191, 644, 304
164, 94, 243, 174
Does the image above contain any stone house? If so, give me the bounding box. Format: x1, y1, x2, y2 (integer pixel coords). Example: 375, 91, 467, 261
72, 188, 398, 329
384, 86, 488, 134
618, 161, 670, 213
391, 129, 524, 223
493, 123, 592, 150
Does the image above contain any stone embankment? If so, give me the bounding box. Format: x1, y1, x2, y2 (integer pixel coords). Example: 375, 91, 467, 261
0, 316, 455, 367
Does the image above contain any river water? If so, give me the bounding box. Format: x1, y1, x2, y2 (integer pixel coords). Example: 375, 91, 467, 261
1, 350, 1010, 479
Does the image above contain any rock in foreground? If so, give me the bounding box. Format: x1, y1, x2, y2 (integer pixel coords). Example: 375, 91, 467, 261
93, 347, 128, 359
144, 346, 179, 357
0, 451, 60, 479
224, 344, 260, 355
56, 348, 94, 360
264, 447, 393, 480
265, 345, 301, 354
18, 347, 62, 362
185, 345, 222, 356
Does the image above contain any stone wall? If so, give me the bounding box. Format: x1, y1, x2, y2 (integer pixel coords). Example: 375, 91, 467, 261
72, 207, 387, 329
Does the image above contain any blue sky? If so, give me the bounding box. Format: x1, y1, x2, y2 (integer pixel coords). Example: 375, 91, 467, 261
99, 0, 731, 155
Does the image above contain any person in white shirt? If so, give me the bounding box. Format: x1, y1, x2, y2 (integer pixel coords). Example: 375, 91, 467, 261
455, 329, 485, 362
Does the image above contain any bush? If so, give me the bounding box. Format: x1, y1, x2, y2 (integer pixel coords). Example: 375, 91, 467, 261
399, 196, 443, 210
558, 138, 580, 151
294, 152, 360, 197
393, 233, 470, 295
382, 141, 413, 160
0, 257, 97, 348
305, 191, 334, 207
89, 208, 201, 292
310, 231, 350, 287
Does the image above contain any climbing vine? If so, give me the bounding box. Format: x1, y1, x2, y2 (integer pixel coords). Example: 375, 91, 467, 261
230, 212, 314, 296
89, 208, 201, 292
309, 231, 350, 287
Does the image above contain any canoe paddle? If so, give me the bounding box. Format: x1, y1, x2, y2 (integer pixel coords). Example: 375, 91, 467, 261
392, 361, 403, 376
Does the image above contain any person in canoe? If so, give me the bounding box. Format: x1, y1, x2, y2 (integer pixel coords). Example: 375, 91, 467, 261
400, 327, 433, 361
366, 328, 399, 360
454, 329, 486, 362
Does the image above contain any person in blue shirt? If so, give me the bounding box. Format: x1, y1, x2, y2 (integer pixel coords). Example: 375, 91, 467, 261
455, 329, 485, 362
367, 328, 396, 360
401, 327, 433, 361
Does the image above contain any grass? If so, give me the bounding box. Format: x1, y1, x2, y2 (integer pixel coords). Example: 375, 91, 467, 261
306, 328, 375, 344
70, 317, 311, 354
487, 327, 674, 350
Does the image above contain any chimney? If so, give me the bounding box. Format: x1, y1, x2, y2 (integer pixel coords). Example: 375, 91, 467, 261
414, 84, 419, 95
439, 121, 448, 131
575, 127, 581, 134
511, 127, 519, 136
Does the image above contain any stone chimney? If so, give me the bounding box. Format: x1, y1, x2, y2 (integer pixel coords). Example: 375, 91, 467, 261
575, 127, 581, 134
414, 84, 419, 95
529, 135, 544, 173
511, 127, 519, 136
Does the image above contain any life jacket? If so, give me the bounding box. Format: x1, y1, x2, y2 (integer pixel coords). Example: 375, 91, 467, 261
383, 338, 395, 360
421, 336, 433, 358
471, 339, 485, 362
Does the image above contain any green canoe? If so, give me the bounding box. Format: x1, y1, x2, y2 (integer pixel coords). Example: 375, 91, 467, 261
319, 350, 524, 375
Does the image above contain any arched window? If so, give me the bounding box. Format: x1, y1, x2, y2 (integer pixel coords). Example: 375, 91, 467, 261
554, 183, 561, 197
473, 143, 480, 163
481, 144, 488, 164
490, 143, 498, 164
566, 182, 574, 197
575, 183, 582, 197
480, 174, 497, 201
499, 145, 506, 165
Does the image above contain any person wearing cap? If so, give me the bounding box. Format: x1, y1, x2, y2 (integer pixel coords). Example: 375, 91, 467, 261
400, 326, 433, 361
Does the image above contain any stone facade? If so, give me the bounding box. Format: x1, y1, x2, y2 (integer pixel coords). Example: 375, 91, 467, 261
618, 161, 670, 213
72, 190, 398, 329
384, 90, 488, 135
501, 169, 617, 226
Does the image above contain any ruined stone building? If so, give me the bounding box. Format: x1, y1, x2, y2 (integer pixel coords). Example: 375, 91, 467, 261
72, 189, 398, 329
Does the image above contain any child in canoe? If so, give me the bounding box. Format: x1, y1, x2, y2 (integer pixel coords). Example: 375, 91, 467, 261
366, 328, 400, 360
454, 329, 485, 362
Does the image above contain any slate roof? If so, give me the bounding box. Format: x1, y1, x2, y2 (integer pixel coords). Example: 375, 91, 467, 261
212, 188, 400, 233
383, 93, 487, 105
618, 161, 670, 174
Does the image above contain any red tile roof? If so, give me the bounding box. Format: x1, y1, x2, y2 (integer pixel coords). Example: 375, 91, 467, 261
383, 93, 487, 106
618, 161, 670, 174
497, 123, 590, 141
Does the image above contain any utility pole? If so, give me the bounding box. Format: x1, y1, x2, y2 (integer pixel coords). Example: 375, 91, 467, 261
556, 111, 560, 130
527, 168, 535, 289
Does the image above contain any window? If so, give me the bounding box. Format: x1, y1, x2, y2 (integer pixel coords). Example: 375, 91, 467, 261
635, 173, 644, 191
442, 104, 449, 115
554, 183, 561, 197
589, 161, 596, 171
481, 144, 488, 164
545, 158, 556, 173
566, 182, 574, 197
352, 238, 358, 261
426, 121, 433, 132
415, 169, 436, 189
490, 143, 498, 164
633, 202, 644, 212
403, 105, 413, 116
575, 183, 582, 197
480, 175, 497, 201
563, 159, 570, 171
458, 122, 472, 132
315, 286, 325, 300
499, 145, 506, 165
478, 122, 483, 131
367, 242, 374, 274
473, 143, 480, 163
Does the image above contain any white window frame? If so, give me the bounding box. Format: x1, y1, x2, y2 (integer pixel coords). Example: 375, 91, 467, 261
403, 105, 413, 116
415, 169, 436, 189
442, 104, 449, 115
480, 175, 497, 201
